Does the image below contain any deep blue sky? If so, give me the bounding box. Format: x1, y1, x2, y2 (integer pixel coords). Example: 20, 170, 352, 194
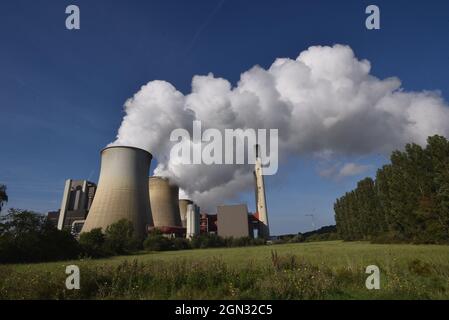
1, 0, 448, 234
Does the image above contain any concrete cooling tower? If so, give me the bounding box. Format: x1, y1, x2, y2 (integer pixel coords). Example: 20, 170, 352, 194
149, 176, 182, 228
179, 199, 193, 227
81, 146, 153, 238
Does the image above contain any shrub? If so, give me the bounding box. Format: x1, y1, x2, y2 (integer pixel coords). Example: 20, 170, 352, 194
288, 234, 305, 243
305, 232, 338, 242
190, 234, 225, 249
143, 234, 173, 251
0, 208, 80, 263
79, 228, 107, 258
104, 219, 140, 255
173, 237, 190, 250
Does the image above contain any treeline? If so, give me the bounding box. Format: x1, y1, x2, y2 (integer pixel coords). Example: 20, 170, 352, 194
0, 209, 143, 263
334, 135, 449, 243
80, 227, 266, 258
0, 209, 80, 263
0, 208, 267, 263
276, 226, 339, 244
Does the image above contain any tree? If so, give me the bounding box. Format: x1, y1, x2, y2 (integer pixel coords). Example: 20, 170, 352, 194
0, 184, 8, 212
79, 228, 106, 257
143, 231, 173, 251
334, 135, 449, 243
426, 135, 449, 240
0, 208, 80, 263
104, 219, 140, 254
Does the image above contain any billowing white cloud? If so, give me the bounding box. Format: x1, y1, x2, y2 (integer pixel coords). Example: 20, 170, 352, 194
110, 44, 449, 210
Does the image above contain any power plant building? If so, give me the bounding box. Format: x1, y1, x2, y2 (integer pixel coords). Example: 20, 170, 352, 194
81, 146, 153, 238
47, 210, 61, 227
55, 143, 271, 240
217, 204, 251, 238
186, 204, 200, 238
57, 180, 96, 231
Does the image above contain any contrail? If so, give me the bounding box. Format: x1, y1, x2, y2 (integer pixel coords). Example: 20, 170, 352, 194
184, 0, 226, 55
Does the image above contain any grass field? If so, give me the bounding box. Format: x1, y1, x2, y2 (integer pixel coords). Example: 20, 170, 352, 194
1, 241, 449, 299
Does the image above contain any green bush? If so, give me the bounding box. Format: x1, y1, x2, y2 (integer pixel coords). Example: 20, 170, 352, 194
0, 209, 80, 263
173, 237, 191, 250
288, 234, 305, 243
79, 228, 107, 258
305, 232, 338, 242
143, 234, 173, 251
191, 234, 225, 249
103, 219, 141, 255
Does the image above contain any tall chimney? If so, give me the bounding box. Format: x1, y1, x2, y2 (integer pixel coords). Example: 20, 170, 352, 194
254, 144, 270, 239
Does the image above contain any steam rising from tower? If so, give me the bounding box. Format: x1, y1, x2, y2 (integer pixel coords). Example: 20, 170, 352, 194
110, 44, 449, 210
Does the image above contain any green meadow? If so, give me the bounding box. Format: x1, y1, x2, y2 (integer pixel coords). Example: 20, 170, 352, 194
1, 241, 449, 299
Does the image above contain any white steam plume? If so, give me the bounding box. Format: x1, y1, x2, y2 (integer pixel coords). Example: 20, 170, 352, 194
111, 44, 449, 211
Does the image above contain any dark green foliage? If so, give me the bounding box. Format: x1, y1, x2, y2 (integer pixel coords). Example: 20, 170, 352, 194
79, 220, 144, 257
335, 135, 449, 243
143, 232, 175, 251
305, 232, 339, 242
78, 228, 106, 258
143, 232, 265, 252
229, 236, 253, 247
172, 237, 190, 250
190, 233, 226, 249
103, 219, 141, 254
189, 234, 266, 249
274, 226, 338, 244
0, 208, 80, 263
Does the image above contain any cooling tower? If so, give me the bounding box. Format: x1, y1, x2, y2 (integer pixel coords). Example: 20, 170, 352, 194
179, 199, 193, 227
81, 146, 152, 237
149, 176, 182, 228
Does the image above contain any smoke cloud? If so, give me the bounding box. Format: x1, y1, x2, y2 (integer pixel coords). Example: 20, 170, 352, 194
111, 44, 449, 210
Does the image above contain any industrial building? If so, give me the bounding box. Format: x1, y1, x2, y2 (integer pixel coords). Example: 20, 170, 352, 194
186, 203, 200, 238
81, 146, 153, 238
54, 142, 271, 240
57, 179, 96, 231
46, 210, 60, 227
200, 213, 217, 234
216, 204, 250, 238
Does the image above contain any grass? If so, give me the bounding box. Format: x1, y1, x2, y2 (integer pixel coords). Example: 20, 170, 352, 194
1, 241, 449, 299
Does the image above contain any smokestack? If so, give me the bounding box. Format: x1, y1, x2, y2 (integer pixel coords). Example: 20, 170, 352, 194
81, 146, 152, 237
179, 199, 193, 227
186, 203, 200, 238
149, 176, 182, 228
254, 144, 270, 239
